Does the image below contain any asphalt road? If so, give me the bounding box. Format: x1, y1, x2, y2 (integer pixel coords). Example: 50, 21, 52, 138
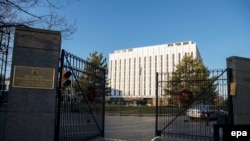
103, 115, 215, 141
104, 115, 155, 141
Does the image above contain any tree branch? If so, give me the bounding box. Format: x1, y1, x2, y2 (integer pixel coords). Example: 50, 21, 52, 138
6, 0, 42, 19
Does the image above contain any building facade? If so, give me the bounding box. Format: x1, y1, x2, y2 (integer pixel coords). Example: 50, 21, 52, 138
108, 41, 202, 105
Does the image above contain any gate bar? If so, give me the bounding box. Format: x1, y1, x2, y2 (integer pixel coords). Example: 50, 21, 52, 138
155, 69, 228, 137
227, 68, 234, 125
155, 72, 161, 136
54, 49, 64, 141
64, 50, 103, 134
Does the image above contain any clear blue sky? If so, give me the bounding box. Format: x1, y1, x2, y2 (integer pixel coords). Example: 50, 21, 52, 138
61, 0, 250, 69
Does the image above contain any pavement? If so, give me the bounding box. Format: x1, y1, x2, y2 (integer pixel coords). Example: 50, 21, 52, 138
1, 107, 213, 141
104, 115, 155, 141
101, 115, 210, 141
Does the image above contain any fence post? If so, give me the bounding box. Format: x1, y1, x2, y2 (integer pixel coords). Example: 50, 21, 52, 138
155, 72, 161, 136
227, 68, 234, 125
101, 70, 106, 137
54, 49, 64, 141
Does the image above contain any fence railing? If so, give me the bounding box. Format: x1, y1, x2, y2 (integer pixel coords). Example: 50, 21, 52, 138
55, 49, 106, 141
155, 69, 229, 140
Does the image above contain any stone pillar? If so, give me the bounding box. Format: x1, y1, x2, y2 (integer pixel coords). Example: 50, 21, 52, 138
4, 27, 61, 141
227, 56, 250, 124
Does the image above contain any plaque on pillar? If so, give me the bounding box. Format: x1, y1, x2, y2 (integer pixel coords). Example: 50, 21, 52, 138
12, 66, 55, 89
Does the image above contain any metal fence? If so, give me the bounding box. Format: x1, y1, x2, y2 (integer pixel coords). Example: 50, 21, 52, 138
0, 27, 13, 105
55, 49, 106, 141
155, 69, 229, 140
0, 27, 13, 141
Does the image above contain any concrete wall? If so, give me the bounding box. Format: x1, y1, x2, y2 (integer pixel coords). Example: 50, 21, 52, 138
227, 56, 250, 124
4, 27, 61, 141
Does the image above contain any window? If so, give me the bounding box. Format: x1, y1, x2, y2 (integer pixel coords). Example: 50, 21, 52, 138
155, 55, 157, 72
166, 54, 169, 72
168, 44, 173, 47
128, 58, 131, 95
176, 43, 181, 46
144, 57, 146, 96
172, 54, 175, 71
149, 56, 152, 96
144, 57, 146, 75
178, 53, 181, 63
139, 57, 141, 96
161, 55, 163, 72
110, 60, 112, 79
124, 59, 126, 95
114, 60, 117, 96
133, 58, 136, 96
119, 59, 121, 96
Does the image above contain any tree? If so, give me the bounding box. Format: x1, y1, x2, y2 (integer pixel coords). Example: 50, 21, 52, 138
0, 0, 77, 39
105, 79, 111, 96
86, 51, 107, 71
0, 74, 5, 90
165, 55, 217, 107
73, 51, 109, 99
86, 51, 110, 96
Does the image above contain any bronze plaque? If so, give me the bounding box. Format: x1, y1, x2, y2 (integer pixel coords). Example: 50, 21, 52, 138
13, 66, 55, 89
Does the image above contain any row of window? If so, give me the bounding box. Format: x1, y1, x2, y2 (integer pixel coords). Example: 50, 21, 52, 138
109, 52, 194, 96
167, 41, 190, 47
115, 42, 193, 54
111, 52, 193, 74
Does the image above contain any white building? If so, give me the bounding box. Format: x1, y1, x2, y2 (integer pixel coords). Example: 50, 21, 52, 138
108, 41, 202, 105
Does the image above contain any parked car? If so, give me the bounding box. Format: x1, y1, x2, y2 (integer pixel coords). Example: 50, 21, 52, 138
186, 104, 218, 120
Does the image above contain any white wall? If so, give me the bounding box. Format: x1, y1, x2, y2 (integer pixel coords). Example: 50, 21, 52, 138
109, 41, 201, 99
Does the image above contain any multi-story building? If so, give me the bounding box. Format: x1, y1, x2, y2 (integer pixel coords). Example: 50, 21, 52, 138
108, 41, 202, 105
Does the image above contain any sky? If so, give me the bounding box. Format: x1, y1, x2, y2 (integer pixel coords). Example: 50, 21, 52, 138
60, 0, 250, 69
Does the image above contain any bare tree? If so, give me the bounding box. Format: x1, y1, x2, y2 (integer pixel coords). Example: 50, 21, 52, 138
0, 0, 77, 39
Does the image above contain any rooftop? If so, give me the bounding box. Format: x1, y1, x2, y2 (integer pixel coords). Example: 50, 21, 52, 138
113, 41, 196, 54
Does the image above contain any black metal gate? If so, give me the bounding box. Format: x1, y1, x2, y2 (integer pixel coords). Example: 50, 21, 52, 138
55, 49, 106, 141
155, 69, 230, 140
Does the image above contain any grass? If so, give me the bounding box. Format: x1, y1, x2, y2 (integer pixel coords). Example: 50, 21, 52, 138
60, 103, 184, 116
105, 105, 185, 115
105, 105, 156, 115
